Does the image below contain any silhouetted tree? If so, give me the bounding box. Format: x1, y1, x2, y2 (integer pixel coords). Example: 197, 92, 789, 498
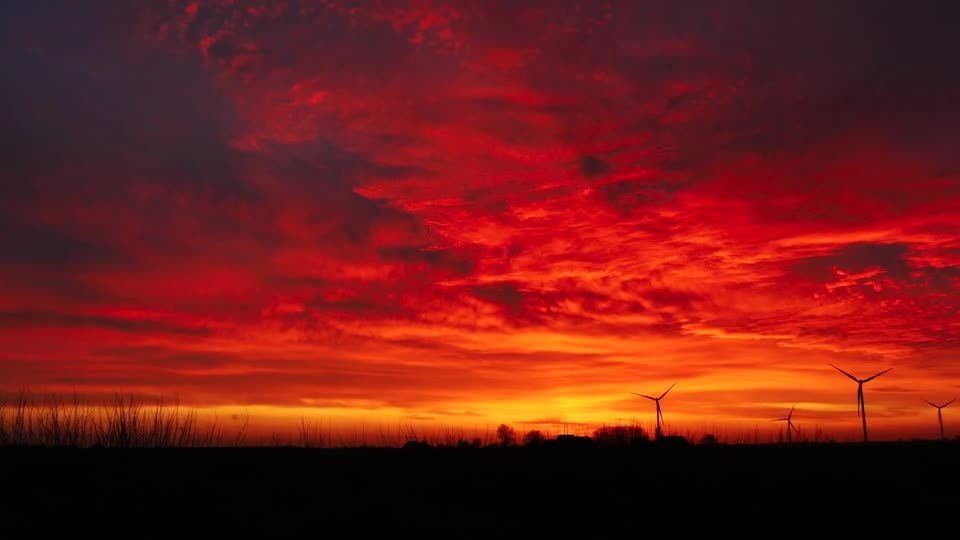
591, 424, 648, 447
549, 434, 593, 449
523, 429, 545, 446
496, 424, 517, 447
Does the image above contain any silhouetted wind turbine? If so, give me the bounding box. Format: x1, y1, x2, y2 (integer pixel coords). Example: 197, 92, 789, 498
631, 382, 676, 440
829, 364, 892, 442
773, 405, 798, 444
923, 398, 955, 441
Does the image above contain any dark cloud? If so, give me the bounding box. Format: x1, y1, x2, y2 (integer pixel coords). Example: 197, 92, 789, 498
444, 96, 586, 117
580, 155, 611, 178
471, 282, 525, 311
0, 213, 132, 269
743, 3, 958, 153
790, 243, 912, 282
0, 3, 247, 203
0, 310, 209, 337
92, 346, 235, 369
0, 274, 114, 305
642, 288, 705, 310
332, 194, 424, 247
598, 179, 683, 214
165, 0, 460, 90
252, 139, 438, 253
377, 246, 476, 276
259, 139, 428, 192
916, 266, 960, 293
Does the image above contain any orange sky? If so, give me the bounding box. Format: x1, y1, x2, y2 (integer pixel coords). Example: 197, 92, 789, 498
1, 1, 959, 442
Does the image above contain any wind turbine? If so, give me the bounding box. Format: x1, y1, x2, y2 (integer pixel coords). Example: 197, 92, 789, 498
829, 364, 892, 442
923, 398, 955, 441
773, 405, 799, 444
631, 382, 676, 440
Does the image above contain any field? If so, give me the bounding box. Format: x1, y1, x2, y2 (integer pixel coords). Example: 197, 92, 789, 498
3, 440, 959, 534
2, 396, 958, 533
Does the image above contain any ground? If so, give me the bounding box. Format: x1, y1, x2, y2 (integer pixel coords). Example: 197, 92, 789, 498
2, 441, 957, 534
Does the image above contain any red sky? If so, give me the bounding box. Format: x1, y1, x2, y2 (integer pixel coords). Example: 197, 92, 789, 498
2, 1, 959, 442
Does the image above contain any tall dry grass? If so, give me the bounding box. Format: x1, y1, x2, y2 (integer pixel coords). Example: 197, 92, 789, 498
0, 391, 225, 448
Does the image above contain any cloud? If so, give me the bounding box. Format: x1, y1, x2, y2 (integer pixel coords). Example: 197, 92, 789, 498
0, 213, 132, 269
0, 0, 958, 441
0, 310, 210, 337
470, 282, 525, 312
790, 243, 913, 282
0, 4, 246, 203
580, 155, 611, 178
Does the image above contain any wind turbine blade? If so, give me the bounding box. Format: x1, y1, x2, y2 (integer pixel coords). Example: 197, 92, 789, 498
658, 382, 678, 400
924, 399, 938, 408
862, 368, 892, 383
944, 398, 956, 408
773, 418, 788, 422
632, 392, 657, 401
789, 420, 798, 432
788, 405, 795, 419
829, 364, 859, 382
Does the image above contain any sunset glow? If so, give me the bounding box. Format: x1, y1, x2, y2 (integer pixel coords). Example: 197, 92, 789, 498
2, 1, 959, 442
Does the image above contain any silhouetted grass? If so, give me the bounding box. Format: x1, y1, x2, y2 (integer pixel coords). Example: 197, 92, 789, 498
0, 392, 223, 448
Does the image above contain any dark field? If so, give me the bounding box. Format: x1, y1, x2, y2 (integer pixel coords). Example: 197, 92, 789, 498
3, 441, 959, 534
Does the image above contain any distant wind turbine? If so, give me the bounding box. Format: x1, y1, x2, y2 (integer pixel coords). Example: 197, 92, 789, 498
631, 382, 676, 440
829, 364, 892, 443
923, 398, 955, 441
773, 405, 799, 444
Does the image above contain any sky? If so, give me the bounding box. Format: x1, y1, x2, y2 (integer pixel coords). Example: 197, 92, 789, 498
2, 1, 959, 443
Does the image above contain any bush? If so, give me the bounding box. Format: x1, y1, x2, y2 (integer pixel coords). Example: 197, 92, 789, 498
699, 434, 719, 446
456, 438, 481, 449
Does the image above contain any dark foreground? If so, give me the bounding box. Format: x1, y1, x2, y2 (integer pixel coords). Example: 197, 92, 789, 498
3, 441, 958, 534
